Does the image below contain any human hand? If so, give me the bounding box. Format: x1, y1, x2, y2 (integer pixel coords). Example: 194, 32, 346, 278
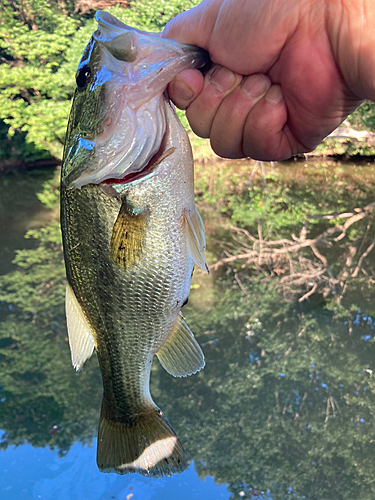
163, 0, 375, 161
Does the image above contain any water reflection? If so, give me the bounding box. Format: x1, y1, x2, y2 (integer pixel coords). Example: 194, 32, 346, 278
1, 161, 375, 499
0, 441, 230, 500
0, 170, 57, 276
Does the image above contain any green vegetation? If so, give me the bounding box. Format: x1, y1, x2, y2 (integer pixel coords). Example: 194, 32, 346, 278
314, 101, 375, 157
348, 101, 375, 132
1, 0, 375, 167
0, 0, 201, 164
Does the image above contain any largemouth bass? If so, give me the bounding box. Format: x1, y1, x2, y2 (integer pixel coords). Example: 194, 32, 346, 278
60, 11, 208, 477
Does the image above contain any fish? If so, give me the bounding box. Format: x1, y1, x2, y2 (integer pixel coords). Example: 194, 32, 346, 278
60, 11, 209, 477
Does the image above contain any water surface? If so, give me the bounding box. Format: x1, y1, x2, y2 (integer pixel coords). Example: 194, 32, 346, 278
1, 160, 375, 500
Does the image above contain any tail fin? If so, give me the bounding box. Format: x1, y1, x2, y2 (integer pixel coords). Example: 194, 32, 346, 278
97, 397, 186, 477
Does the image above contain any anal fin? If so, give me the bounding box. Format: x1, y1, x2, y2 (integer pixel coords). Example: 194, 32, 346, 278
65, 283, 95, 371
156, 314, 205, 377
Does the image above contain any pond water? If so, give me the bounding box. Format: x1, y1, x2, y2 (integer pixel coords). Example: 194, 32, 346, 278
1, 160, 375, 500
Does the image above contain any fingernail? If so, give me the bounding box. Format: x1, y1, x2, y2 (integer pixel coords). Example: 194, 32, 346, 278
265, 85, 283, 104
209, 66, 236, 93
242, 74, 270, 98
173, 78, 195, 101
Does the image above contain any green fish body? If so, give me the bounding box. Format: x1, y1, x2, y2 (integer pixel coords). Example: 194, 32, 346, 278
60, 11, 208, 477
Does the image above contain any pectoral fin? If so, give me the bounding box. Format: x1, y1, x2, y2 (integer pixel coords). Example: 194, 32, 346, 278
65, 284, 95, 371
110, 199, 147, 269
156, 314, 205, 377
184, 206, 209, 273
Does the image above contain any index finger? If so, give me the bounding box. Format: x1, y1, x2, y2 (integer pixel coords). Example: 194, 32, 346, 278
167, 69, 204, 110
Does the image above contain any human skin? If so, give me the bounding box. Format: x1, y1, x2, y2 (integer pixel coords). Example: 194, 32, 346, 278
162, 0, 375, 161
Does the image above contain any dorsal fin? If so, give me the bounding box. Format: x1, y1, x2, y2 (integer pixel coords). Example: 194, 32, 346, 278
184, 206, 209, 274
156, 314, 205, 377
110, 198, 148, 270
65, 283, 95, 371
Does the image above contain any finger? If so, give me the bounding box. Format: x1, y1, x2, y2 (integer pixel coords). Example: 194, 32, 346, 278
209, 74, 271, 158
167, 69, 204, 110
185, 65, 243, 138
162, 0, 221, 48
242, 85, 306, 161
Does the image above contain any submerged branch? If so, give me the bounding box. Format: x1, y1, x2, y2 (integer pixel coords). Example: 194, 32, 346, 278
212, 203, 375, 301
351, 238, 375, 278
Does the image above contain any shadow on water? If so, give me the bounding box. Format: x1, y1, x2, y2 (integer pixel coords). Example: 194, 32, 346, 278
1, 160, 375, 499
0, 169, 59, 276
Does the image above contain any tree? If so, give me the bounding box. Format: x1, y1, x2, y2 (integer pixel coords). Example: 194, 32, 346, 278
0, 0, 200, 163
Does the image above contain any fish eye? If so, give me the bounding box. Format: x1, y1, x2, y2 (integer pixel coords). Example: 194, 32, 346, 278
76, 64, 92, 89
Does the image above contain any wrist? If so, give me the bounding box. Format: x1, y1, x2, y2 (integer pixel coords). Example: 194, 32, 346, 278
327, 0, 375, 101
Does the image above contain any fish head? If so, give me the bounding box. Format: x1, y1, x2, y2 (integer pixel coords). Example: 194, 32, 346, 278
62, 11, 208, 189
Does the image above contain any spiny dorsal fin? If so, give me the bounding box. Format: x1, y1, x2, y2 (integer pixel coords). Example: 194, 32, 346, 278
110, 198, 148, 269
65, 283, 95, 371
156, 314, 205, 377
184, 206, 209, 274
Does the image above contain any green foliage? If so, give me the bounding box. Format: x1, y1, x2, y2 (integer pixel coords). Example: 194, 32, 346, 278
0, 0, 200, 163
155, 274, 375, 500
316, 136, 375, 157
314, 101, 375, 157
0, 221, 64, 315
0, 170, 101, 452
228, 181, 316, 233
35, 168, 61, 208
1, 0, 375, 165
113, 0, 200, 31
348, 100, 375, 131
1, 0, 373, 167
0, 0, 82, 160
195, 161, 375, 238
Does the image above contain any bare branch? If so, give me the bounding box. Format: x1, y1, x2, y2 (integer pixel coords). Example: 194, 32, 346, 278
234, 272, 248, 293
334, 212, 367, 241
352, 238, 375, 277
298, 283, 318, 302
211, 201, 375, 302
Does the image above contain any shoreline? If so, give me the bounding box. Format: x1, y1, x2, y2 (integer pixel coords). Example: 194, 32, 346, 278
2, 120, 375, 173
1, 153, 375, 174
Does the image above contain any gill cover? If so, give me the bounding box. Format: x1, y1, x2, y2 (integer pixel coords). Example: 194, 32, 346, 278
62, 11, 208, 189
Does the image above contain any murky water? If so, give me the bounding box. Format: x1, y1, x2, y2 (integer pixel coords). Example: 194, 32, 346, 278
1, 160, 375, 500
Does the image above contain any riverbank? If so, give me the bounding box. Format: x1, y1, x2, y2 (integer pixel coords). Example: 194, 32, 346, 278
191, 119, 375, 164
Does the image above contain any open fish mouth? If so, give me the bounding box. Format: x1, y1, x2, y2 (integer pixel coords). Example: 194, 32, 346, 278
100, 130, 176, 187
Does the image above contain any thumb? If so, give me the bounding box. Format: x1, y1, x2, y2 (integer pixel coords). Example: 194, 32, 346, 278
162, 0, 221, 48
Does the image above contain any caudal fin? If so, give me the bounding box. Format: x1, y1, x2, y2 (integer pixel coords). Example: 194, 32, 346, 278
97, 398, 186, 477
